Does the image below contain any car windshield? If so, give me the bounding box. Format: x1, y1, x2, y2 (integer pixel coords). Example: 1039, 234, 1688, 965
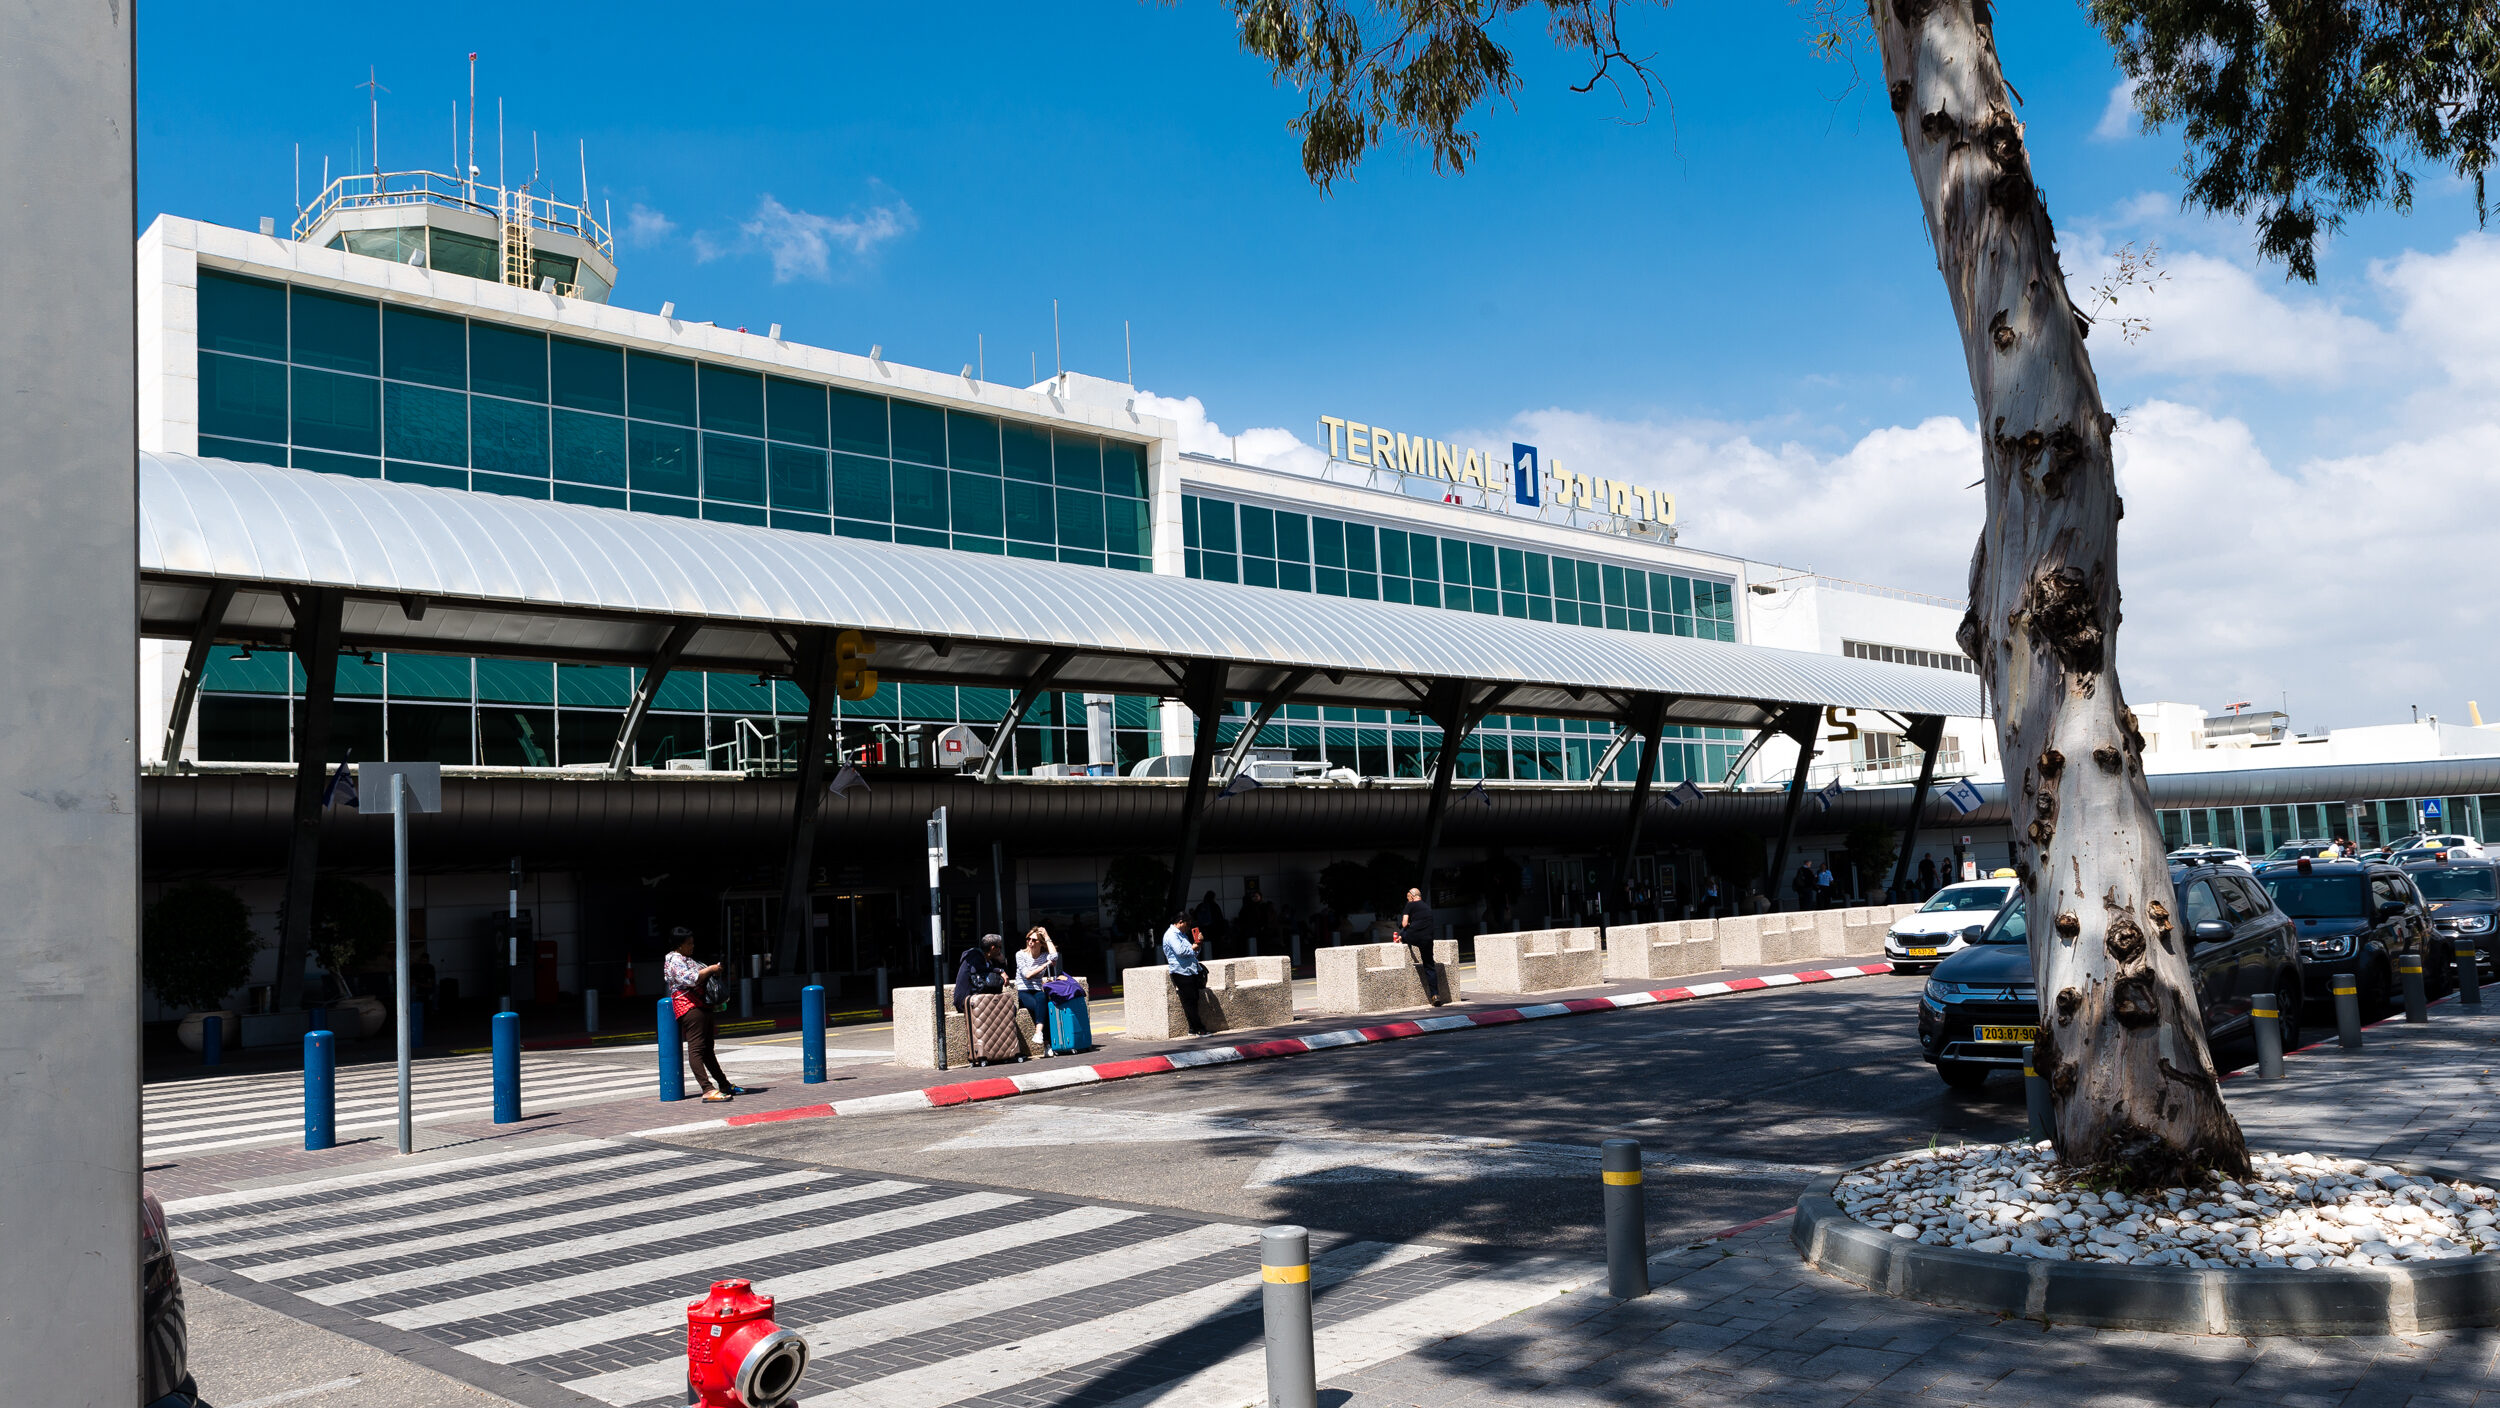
2259, 874, 2368, 918
2413, 869, 2499, 902
1919, 885, 2011, 913
1974, 892, 2029, 944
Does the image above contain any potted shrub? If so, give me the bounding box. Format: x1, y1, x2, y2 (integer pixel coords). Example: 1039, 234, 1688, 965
145, 882, 260, 1051
312, 875, 393, 1036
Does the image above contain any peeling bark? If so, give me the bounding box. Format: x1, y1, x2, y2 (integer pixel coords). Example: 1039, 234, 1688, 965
1872, 0, 2248, 1184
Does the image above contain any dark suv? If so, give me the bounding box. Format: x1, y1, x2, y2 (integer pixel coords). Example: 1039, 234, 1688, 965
1916, 860, 2304, 1090
2253, 857, 2436, 1011
2404, 854, 2497, 982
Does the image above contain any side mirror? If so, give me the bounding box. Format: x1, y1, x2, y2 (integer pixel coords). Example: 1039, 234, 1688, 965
2190, 919, 2233, 945
2376, 901, 2408, 920
1961, 925, 1986, 943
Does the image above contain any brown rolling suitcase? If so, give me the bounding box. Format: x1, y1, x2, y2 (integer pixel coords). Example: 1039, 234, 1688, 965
969, 991, 1023, 1064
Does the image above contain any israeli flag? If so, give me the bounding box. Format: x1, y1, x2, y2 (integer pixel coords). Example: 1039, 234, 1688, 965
320, 754, 357, 810
1466, 777, 1493, 808
1814, 776, 1845, 812
827, 764, 871, 798
1663, 779, 1704, 809
1215, 771, 1262, 802
1941, 777, 1986, 815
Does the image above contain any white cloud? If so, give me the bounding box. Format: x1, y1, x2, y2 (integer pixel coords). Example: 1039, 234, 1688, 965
624, 203, 676, 245
693, 191, 918, 282
1132, 391, 1331, 478
2373, 233, 2500, 385
2093, 77, 2141, 141
2091, 247, 2389, 383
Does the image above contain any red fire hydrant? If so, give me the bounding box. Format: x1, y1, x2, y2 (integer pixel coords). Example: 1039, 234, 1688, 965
686, 1279, 811, 1408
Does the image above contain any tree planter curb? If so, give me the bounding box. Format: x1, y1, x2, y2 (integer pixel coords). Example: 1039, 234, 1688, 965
1791, 1156, 2500, 1334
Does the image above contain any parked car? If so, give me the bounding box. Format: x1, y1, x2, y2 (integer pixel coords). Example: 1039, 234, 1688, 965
2403, 853, 2498, 981
1882, 879, 2016, 970
2167, 845, 2249, 868
2266, 839, 2338, 861
1916, 860, 2303, 1090
2253, 856, 2438, 1010
2412, 833, 2487, 858
143, 1189, 203, 1407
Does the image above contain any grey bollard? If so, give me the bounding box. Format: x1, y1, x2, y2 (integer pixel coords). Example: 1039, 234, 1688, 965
1601, 1138, 1649, 1298
2462, 945, 2483, 1007
2251, 992, 2286, 1078
1261, 1225, 1317, 1408
584, 987, 600, 1035
2021, 1044, 2053, 1139
739, 976, 754, 1019
2333, 978, 2363, 1050
2400, 955, 2427, 1024
876, 966, 890, 1008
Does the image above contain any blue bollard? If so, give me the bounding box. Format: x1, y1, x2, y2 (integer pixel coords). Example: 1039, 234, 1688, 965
491, 1010, 520, 1124
802, 984, 827, 1085
409, 998, 425, 1050
309, 1005, 329, 1034
657, 997, 684, 1102
304, 1030, 335, 1150
202, 1013, 222, 1067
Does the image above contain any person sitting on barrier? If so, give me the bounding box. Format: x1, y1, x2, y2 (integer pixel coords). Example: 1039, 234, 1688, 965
1163, 911, 1211, 1036
664, 927, 736, 1103
1395, 886, 1449, 1005
1014, 927, 1064, 1030
952, 935, 1008, 1014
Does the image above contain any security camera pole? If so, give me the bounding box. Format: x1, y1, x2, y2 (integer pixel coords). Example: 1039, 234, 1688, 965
928, 807, 949, 1070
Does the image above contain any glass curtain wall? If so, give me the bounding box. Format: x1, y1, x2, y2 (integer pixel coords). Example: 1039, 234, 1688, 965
2156, 798, 2500, 854
1212, 702, 1745, 785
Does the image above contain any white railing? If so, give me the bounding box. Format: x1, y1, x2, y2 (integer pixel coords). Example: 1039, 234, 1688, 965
293, 168, 613, 257
1766, 750, 1973, 789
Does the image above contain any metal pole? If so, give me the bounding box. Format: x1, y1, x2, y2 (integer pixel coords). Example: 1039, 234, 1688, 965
929, 807, 949, 1070
2251, 992, 2286, 1078
584, 987, 599, 1034
492, 1010, 520, 1122
304, 1030, 336, 1151
1601, 1138, 1649, 1298
2400, 956, 2427, 1024
506, 855, 523, 1012
2461, 944, 2483, 1007
1260, 1226, 1317, 1408
393, 771, 412, 1154
202, 1014, 222, 1067
657, 996, 684, 1102
802, 984, 826, 1084
2332, 978, 2363, 1050
2022, 1044, 2052, 1138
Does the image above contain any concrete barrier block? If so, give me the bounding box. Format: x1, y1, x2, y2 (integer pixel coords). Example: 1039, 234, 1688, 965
1809, 908, 1848, 958
1762, 914, 1822, 966
1479, 928, 1604, 993
1204, 955, 1295, 1031
1713, 913, 1763, 967
1603, 921, 1722, 982
1840, 907, 1891, 957
1315, 941, 1453, 1013
892, 985, 1053, 1067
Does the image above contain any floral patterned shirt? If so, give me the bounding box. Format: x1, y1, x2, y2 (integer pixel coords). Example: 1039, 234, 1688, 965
664, 951, 707, 998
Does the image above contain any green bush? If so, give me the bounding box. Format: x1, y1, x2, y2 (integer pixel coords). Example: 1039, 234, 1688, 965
312, 874, 394, 997
143, 882, 261, 1014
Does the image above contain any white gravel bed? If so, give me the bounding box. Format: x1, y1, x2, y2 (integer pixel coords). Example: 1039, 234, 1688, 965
1836, 1143, 2500, 1269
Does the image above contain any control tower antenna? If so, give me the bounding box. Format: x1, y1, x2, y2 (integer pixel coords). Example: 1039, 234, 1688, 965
466, 52, 478, 202
355, 66, 388, 180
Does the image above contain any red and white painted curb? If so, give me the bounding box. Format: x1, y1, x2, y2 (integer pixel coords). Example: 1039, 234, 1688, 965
631, 961, 1896, 1139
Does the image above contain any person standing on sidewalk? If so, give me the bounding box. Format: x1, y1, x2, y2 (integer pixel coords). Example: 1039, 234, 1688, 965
1163, 911, 1211, 1036
664, 927, 735, 1103
1396, 886, 1449, 1005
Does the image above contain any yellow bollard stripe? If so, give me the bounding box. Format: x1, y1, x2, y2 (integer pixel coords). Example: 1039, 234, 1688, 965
1262, 1264, 1310, 1284
2332, 982, 2357, 995
1602, 1170, 1643, 1186
2252, 1007, 2278, 1020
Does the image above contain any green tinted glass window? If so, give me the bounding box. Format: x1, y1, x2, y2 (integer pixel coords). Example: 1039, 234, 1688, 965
1498, 548, 1525, 593
469, 322, 547, 401
768, 444, 828, 512
1198, 499, 1236, 554
698, 365, 765, 436
1105, 496, 1147, 556
702, 433, 766, 505
549, 336, 621, 413
1312, 517, 1343, 568
1378, 527, 1408, 577
1002, 423, 1051, 482
626, 351, 695, 425
290, 287, 378, 374
197, 270, 287, 359
557, 663, 632, 707
890, 399, 946, 466
1103, 441, 1148, 498
333, 652, 385, 697
1240, 505, 1276, 559
1057, 489, 1106, 551
552, 409, 626, 485
200, 436, 287, 466
383, 382, 467, 466
629, 421, 697, 496
1578, 560, 1602, 604
385, 654, 471, 700
1441, 538, 1470, 586
946, 410, 1000, 472
430, 228, 500, 282
1346, 523, 1378, 574
1624, 569, 1648, 612
829, 388, 887, 455
291, 368, 378, 453
765, 377, 827, 447
1526, 554, 1552, 597
832, 453, 891, 521
1275, 512, 1310, 562
1004, 479, 1055, 541
471, 396, 548, 477
950, 470, 1003, 538
1053, 433, 1102, 491
634, 493, 698, 519
382, 306, 465, 389
199, 353, 287, 443
893, 462, 947, 529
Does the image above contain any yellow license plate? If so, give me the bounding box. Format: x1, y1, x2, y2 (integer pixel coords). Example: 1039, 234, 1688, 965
1978, 1025, 2038, 1044
1904, 947, 1937, 958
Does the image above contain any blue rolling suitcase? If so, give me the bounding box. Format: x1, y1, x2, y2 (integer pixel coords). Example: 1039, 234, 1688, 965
1045, 992, 1093, 1055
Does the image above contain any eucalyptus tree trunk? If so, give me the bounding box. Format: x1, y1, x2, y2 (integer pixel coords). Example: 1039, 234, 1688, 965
1872, 0, 2249, 1183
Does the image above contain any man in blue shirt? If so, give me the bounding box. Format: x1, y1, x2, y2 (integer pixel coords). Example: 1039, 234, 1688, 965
1162, 911, 1211, 1037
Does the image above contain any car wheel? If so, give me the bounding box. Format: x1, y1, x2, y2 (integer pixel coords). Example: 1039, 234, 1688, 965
1937, 1061, 1990, 1091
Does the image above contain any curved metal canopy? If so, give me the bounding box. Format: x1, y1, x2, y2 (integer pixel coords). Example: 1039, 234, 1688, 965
138, 453, 1985, 729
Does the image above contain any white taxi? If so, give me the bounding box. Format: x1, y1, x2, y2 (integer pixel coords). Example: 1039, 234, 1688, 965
1883, 879, 2017, 970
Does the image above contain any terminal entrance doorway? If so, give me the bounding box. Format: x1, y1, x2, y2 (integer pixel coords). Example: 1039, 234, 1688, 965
717, 888, 905, 1005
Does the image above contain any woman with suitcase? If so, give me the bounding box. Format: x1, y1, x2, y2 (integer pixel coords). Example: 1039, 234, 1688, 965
1013, 928, 1063, 1033
953, 935, 1023, 1065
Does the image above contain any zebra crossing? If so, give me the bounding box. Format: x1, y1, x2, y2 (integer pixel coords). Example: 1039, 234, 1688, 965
143, 1053, 657, 1158
163, 1137, 1586, 1408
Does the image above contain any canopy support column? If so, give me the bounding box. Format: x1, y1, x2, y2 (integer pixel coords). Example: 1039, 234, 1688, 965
1217, 669, 1314, 783
1763, 705, 1826, 912
607, 621, 700, 778
274, 587, 343, 1013
1889, 715, 1948, 900
1417, 682, 1515, 888
1612, 694, 1673, 915
776, 629, 835, 973
976, 648, 1074, 782
1164, 661, 1229, 918
160, 580, 235, 766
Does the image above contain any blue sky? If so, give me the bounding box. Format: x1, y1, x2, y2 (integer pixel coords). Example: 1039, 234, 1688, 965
138, 3, 2500, 728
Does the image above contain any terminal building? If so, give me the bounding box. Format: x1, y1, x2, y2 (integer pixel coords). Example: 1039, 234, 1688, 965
127, 167, 2500, 1033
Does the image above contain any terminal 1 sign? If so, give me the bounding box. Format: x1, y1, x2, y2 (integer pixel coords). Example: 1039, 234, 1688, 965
1316, 415, 1674, 528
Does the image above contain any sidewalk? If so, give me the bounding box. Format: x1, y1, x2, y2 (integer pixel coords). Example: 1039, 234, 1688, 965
1322, 1002, 2500, 1408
